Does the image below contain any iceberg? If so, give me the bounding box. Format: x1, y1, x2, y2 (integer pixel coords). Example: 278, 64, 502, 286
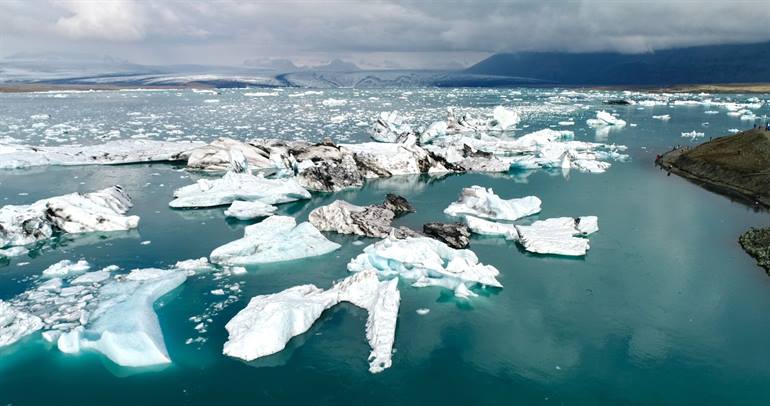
308, 195, 412, 238
223, 270, 399, 373
42, 259, 91, 277
0, 300, 43, 347
371, 111, 415, 144
464, 215, 519, 240
444, 186, 541, 221
0, 186, 140, 249
224, 201, 277, 220
347, 236, 501, 298
185, 138, 280, 172
0, 139, 202, 169
210, 215, 341, 266
490, 106, 520, 131
340, 142, 449, 178
515, 216, 599, 256
169, 171, 311, 208
586, 111, 627, 128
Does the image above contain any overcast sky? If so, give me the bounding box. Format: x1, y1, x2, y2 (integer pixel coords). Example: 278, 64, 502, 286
2, 0, 770, 69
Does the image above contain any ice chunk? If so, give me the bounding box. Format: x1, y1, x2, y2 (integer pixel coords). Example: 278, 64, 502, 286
169, 171, 311, 208
652, 114, 671, 121
464, 215, 519, 240
340, 142, 449, 177
210, 215, 341, 266
0, 301, 43, 347
42, 259, 91, 277
347, 236, 501, 297
371, 111, 415, 144
308, 200, 395, 238
223, 270, 399, 373
586, 111, 627, 127
491, 106, 519, 131
74, 268, 187, 367
515, 216, 599, 256
224, 200, 277, 220
444, 185, 541, 221
0, 139, 202, 169
186, 138, 279, 172
0, 186, 139, 249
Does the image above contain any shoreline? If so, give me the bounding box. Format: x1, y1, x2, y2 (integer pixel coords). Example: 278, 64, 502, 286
656, 146, 770, 209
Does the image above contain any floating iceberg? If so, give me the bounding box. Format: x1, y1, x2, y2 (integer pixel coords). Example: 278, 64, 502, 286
371, 111, 415, 144
0, 186, 140, 249
444, 186, 541, 221
185, 138, 281, 173
4, 265, 186, 368
0, 139, 202, 169
341, 142, 449, 178
308, 195, 412, 238
210, 215, 341, 266
223, 270, 399, 373
0, 301, 43, 347
224, 200, 277, 220
464, 215, 519, 240
515, 216, 599, 256
347, 236, 501, 298
586, 111, 627, 128
42, 259, 91, 277
170, 171, 311, 208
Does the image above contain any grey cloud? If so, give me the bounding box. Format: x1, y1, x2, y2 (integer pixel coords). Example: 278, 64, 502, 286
1, 0, 769, 67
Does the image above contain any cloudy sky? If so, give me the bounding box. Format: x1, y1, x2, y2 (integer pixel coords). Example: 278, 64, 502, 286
2, 0, 770, 69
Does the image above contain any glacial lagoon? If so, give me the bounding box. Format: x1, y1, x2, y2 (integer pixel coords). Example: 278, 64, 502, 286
2, 88, 770, 404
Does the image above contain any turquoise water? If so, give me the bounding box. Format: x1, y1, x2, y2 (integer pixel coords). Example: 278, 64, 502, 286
2, 88, 770, 404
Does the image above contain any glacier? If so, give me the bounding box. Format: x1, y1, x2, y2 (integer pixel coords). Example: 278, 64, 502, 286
223, 269, 400, 373
210, 215, 341, 266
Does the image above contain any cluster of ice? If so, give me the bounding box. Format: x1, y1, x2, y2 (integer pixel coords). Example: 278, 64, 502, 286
444, 186, 541, 221
170, 171, 311, 208
2, 265, 187, 367
347, 236, 501, 298
0, 139, 202, 169
0, 300, 43, 347
515, 216, 599, 256
224, 200, 277, 220
0, 186, 140, 249
210, 215, 340, 266
223, 269, 399, 373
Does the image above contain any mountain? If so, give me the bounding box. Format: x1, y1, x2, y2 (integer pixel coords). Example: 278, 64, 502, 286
466, 41, 770, 85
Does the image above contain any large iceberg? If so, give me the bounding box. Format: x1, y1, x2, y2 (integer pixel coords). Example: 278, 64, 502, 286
515, 216, 599, 256
371, 111, 415, 144
0, 186, 140, 248
169, 171, 311, 208
347, 236, 501, 298
0, 139, 202, 169
444, 185, 541, 221
223, 270, 400, 373
3, 266, 187, 368
308, 195, 413, 238
210, 215, 341, 266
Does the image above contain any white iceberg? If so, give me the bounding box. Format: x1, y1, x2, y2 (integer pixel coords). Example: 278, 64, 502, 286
0, 186, 139, 248
42, 259, 91, 277
444, 186, 541, 221
170, 171, 311, 208
0, 300, 43, 347
347, 236, 501, 298
210, 215, 341, 266
464, 215, 519, 240
515, 216, 599, 256
0, 139, 202, 169
223, 270, 399, 373
586, 111, 627, 127
224, 200, 277, 220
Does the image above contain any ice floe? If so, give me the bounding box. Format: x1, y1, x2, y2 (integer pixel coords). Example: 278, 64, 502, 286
348, 236, 501, 298
444, 185, 541, 221
169, 171, 311, 208
210, 215, 340, 266
224, 200, 277, 220
0, 186, 140, 249
515, 216, 599, 256
223, 269, 399, 373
